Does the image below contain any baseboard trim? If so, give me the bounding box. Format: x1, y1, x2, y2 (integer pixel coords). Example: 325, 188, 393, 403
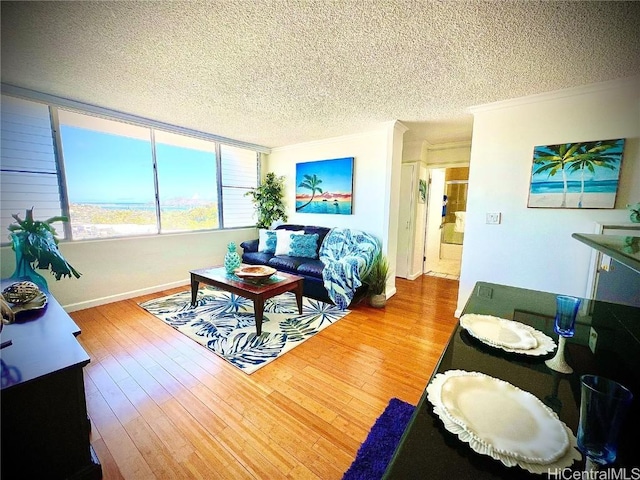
63, 278, 394, 312
454, 308, 463, 318
63, 279, 189, 312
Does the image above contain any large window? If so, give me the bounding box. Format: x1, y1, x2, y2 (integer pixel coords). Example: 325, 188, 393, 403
155, 131, 219, 233
0, 93, 261, 243
59, 110, 157, 239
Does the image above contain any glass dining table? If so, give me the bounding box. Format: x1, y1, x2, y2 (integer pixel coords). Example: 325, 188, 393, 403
384, 282, 640, 479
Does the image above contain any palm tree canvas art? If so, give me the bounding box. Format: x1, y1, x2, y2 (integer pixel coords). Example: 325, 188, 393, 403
295, 157, 354, 214
528, 139, 625, 209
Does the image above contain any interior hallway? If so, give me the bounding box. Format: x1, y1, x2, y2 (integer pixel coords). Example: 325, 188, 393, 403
424, 257, 460, 280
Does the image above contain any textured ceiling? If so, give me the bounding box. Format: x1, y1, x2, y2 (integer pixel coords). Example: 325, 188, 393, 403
2, 1, 639, 149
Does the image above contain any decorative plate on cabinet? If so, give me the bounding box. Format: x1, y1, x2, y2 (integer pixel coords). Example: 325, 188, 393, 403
460, 314, 556, 356
427, 370, 581, 474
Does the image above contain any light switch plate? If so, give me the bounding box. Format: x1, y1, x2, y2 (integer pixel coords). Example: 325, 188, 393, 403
486, 212, 501, 224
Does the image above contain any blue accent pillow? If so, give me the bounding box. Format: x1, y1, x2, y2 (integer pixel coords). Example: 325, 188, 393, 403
289, 233, 319, 259
264, 231, 277, 253
258, 229, 277, 253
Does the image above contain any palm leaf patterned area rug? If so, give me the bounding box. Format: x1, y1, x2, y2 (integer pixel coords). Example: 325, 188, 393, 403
139, 286, 350, 374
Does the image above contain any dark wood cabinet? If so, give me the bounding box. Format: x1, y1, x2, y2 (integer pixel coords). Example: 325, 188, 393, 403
1, 287, 101, 480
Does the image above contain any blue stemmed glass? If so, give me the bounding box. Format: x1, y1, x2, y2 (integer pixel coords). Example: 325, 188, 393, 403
545, 295, 581, 374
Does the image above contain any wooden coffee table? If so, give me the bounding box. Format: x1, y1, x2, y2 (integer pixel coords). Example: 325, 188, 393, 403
189, 266, 304, 335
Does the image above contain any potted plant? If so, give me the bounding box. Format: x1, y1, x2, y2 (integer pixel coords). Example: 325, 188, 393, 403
245, 172, 288, 228
7, 208, 81, 291
365, 251, 389, 308
627, 203, 640, 223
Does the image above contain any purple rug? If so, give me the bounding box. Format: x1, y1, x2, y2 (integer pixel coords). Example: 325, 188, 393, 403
342, 398, 415, 480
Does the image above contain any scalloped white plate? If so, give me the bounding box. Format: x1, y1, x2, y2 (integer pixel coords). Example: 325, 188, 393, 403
427, 370, 581, 474
460, 314, 556, 356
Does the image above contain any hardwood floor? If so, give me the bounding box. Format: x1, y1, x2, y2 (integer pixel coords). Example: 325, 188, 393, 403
71, 275, 460, 479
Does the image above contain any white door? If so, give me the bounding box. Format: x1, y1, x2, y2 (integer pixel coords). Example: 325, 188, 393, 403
396, 163, 416, 278
424, 168, 445, 273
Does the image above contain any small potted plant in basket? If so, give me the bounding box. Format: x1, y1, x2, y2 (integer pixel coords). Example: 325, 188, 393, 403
365, 251, 390, 308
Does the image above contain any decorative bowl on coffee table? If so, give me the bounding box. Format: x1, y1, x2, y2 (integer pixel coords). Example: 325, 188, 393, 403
234, 265, 276, 281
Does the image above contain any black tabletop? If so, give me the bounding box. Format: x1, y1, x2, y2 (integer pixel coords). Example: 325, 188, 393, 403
384, 282, 640, 479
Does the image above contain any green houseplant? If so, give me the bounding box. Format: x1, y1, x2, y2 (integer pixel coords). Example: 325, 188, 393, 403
8, 208, 81, 290
365, 251, 389, 308
245, 172, 288, 228
627, 203, 640, 223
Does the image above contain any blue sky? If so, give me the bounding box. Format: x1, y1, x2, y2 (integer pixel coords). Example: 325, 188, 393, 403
61, 126, 217, 203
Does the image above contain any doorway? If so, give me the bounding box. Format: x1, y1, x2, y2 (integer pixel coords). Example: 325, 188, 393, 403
424, 166, 469, 279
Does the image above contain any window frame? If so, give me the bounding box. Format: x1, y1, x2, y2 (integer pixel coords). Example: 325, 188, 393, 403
1, 85, 268, 244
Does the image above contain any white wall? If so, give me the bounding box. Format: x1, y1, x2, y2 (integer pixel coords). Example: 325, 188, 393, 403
403, 139, 424, 162
457, 76, 640, 315
384, 122, 409, 293
1, 228, 255, 311
266, 121, 406, 297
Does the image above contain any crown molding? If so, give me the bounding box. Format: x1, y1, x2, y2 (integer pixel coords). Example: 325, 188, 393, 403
393, 120, 409, 134
469, 75, 640, 115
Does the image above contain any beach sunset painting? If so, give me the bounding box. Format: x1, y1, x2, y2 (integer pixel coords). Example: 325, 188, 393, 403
296, 157, 354, 214
528, 139, 625, 209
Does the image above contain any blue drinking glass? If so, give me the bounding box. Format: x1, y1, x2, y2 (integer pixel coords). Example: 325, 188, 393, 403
577, 375, 633, 465
554, 295, 581, 337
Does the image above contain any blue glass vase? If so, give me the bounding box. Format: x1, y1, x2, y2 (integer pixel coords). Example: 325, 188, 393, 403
8, 234, 49, 292
224, 242, 241, 274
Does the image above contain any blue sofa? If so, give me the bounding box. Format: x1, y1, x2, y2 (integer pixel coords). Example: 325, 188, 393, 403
240, 224, 333, 303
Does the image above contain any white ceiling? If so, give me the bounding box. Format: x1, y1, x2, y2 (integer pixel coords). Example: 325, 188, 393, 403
2, 1, 639, 149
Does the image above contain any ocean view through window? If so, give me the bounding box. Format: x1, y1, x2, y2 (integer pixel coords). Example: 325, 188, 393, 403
155, 131, 219, 233
0, 92, 261, 243
59, 110, 158, 239
55, 109, 256, 240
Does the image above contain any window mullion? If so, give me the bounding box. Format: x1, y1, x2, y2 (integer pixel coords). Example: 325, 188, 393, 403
49, 106, 72, 240
150, 129, 161, 234
215, 142, 224, 229
256, 152, 262, 185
